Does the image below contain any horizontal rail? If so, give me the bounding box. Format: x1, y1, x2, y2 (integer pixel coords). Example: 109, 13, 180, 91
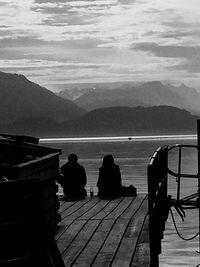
167, 144, 199, 179
167, 170, 198, 179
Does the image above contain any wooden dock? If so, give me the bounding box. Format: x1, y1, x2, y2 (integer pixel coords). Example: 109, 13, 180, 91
55, 195, 150, 267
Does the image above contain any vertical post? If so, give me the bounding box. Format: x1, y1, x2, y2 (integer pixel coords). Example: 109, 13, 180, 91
197, 120, 200, 254
177, 146, 182, 202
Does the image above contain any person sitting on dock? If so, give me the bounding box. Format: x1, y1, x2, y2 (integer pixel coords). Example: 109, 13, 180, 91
97, 154, 137, 197
97, 155, 122, 197
58, 154, 87, 198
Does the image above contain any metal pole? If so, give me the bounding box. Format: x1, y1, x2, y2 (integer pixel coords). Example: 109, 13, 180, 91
177, 146, 182, 202
197, 120, 200, 254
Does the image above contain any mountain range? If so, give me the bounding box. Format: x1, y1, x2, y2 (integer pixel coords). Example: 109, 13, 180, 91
58, 81, 200, 115
1, 106, 197, 137
0, 71, 198, 137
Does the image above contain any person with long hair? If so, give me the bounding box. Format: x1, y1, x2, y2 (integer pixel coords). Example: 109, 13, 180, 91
97, 155, 122, 197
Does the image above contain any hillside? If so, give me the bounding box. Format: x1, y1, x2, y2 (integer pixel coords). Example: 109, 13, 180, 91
2, 106, 196, 137
168, 83, 200, 114
61, 106, 197, 136
0, 71, 85, 123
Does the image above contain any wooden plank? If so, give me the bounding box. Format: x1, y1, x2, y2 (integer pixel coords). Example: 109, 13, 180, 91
105, 197, 133, 219
57, 220, 87, 254
62, 197, 101, 221
131, 216, 150, 267
59, 199, 66, 208
111, 196, 148, 267
56, 199, 96, 240
92, 219, 130, 266
62, 220, 101, 266
92, 198, 123, 220
59, 200, 78, 214
55, 195, 150, 267
120, 196, 144, 219
16, 166, 59, 181
55, 220, 74, 241
79, 198, 111, 220
10, 153, 60, 179
61, 198, 92, 219
72, 219, 115, 267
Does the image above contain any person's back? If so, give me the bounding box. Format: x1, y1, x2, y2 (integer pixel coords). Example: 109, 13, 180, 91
97, 155, 122, 197
60, 154, 87, 198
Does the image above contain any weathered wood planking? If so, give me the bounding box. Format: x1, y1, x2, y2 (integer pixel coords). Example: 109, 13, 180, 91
56, 195, 150, 267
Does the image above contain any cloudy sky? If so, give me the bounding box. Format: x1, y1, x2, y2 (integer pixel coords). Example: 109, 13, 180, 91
1, 0, 200, 92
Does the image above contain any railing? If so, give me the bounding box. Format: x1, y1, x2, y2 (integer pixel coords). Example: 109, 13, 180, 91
148, 143, 200, 266
148, 146, 169, 267
148, 120, 200, 265
168, 144, 199, 207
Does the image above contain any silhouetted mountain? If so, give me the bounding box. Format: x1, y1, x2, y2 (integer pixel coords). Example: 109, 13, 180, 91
1, 106, 196, 137
72, 81, 200, 113
167, 83, 200, 115
0, 71, 85, 124
61, 106, 197, 136
1, 117, 61, 137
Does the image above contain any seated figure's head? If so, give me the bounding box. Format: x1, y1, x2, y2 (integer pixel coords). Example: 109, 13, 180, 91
102, 154, 114, 167
68, 154, 78, 163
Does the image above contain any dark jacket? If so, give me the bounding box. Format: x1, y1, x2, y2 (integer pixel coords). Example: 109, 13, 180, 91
97, 164, 122, 196
60, 162, 87, 197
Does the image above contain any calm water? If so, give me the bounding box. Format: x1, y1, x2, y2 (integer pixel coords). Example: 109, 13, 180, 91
40, 136, 200, 266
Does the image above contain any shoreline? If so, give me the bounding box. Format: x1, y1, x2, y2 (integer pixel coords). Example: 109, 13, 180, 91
39, 134, 197, 143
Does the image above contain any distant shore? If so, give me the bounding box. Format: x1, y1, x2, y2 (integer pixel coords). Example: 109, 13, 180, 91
39, 134, 197, 143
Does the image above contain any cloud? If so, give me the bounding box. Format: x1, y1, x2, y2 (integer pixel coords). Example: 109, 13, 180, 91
1, 0, 200, 88
134, 43, 200, 58
0, 36, 46, 47
0, 58, 111, 70
134, 42, 200, 73
34, 0, 66, 3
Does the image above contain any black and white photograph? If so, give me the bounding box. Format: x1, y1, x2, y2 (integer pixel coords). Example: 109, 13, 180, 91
0, 0, 200, 266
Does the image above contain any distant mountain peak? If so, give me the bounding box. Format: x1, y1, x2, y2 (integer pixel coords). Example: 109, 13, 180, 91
0, 71, 85, 124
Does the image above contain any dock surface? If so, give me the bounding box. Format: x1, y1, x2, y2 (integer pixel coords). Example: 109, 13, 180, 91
55, 195, 150, 267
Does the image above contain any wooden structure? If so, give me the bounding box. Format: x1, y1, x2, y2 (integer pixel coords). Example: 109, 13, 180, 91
147, 146, 169, 267
0, 178, 65, 266
55, 195, 150, 266
0, 134, 61, 229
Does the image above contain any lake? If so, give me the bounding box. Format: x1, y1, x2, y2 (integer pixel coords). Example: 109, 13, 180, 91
40, 135, 200, 266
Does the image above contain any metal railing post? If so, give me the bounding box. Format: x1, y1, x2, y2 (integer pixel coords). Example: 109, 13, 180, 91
177, 146, 182, 202
197, 120, 200, 253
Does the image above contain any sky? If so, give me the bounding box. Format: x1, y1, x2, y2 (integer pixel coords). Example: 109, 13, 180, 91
1, 0, 200, 92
